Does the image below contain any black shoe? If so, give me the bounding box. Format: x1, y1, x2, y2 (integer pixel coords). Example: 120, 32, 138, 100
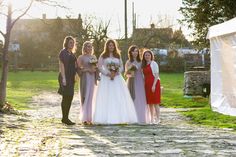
67, 119, 75, 125
61, 119, 75, 125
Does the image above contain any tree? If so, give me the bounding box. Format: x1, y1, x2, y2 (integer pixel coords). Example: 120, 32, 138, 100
76, 16, 110, 57
172, 28, 191, 48
180, 0, 236, 48
89, 19, 110, 57
0, 0, 64, 109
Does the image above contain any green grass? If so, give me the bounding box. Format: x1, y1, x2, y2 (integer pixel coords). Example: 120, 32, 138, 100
181, 107, 236, 130
6, 71, 80, 110
160, 73, 209, 108
6, 71, 59, 110
4, 71, 236, 130
160, 73, 236, 130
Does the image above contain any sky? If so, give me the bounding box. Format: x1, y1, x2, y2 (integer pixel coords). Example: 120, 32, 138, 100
0, 0, 192, 41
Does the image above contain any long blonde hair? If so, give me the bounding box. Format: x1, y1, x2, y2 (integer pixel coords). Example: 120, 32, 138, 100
82, 41, 94, 55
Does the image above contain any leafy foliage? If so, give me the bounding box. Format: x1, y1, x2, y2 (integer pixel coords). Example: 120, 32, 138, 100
180, 0, 236, 48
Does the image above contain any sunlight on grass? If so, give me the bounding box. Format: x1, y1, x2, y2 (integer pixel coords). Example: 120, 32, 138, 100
6, 71, 58, 110
5, 71, 80, 110
4, 71, 236, 130
181, 107, 236, 130
160, 73, 209, 108
159, 73, 236, 130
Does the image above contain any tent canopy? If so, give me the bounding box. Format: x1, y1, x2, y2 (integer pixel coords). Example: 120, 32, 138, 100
207, 17, 236, 39
207, 17, 236, 116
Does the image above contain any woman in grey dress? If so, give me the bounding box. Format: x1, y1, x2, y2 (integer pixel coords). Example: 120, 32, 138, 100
125, 45, 151, 124
77, 41, 97, 125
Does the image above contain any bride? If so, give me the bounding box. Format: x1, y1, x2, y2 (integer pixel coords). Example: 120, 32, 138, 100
92, 39, 137, 124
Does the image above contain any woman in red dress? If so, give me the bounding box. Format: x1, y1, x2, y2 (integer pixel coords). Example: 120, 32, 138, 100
142, 50, 161, 124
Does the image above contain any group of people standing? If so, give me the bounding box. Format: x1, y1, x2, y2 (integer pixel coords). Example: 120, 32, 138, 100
58, 36, 161, 125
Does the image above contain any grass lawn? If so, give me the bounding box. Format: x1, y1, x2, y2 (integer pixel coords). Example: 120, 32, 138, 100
181, 107, 236, 130
4, 71, 236, 130
161, 72, 236, 130
6, 71, 59, 110
160, 72, 209, 108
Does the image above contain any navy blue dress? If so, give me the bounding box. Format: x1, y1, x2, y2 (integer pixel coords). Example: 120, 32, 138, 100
58, 49, 77, 96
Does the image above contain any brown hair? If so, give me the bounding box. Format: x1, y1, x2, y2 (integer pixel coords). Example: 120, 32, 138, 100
128, 45, 141, 62
63, 36, 76, 53
101, 39, 121, 59
141, 49, 154, 68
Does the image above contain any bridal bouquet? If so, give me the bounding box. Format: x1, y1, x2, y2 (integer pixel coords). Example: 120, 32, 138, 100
126, 64, 137, 77
89, 56, 98, 68
107, 62, 119, 80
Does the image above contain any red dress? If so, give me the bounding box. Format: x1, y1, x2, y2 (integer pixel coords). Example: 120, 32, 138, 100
143, 64, 161, 104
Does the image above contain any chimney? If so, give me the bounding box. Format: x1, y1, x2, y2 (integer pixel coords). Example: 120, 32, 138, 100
78, 14, 82, 20
42, 14, 46, 20
78, 14, 83, 29
150, 23, 155, 29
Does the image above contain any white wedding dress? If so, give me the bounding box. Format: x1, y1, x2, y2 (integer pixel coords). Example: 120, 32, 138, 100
92, 56, 138, 124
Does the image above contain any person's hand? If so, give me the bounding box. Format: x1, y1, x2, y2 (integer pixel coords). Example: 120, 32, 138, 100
152, 85, 156, 93
111, 71, 116, 79
132, 63, 137, 69
82, 68, 89, 72
107, 71, 116, 80
89, 68, 96, 73
62, 78, 66, 86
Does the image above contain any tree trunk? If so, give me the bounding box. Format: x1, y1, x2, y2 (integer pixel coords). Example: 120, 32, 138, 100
0, 37, 10, 107
0, 3, 12, 108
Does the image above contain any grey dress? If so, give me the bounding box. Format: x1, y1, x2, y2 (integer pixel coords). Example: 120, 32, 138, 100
125, 60, 151, 123
77, 54, 97, 122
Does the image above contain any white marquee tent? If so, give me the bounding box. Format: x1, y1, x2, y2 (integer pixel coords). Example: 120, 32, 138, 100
207, 17, 236, 116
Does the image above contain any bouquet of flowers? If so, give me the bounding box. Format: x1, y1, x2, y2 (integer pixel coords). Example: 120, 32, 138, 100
126, 64, 137, 77
107, 62, 120, 80
89, 56, 98, 68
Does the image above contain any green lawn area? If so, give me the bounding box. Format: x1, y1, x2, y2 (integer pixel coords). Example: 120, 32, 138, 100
181, 107, 236, 130
6, 71, 59, 110
160, 72, 209, 108
161, 72, 236, 130
4, 71, 236, 130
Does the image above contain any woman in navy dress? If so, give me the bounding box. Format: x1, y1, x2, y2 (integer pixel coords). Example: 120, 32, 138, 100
58, 36, 77, 125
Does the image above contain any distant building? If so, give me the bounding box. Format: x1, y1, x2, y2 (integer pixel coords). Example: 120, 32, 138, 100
131, 23, 190, 49
10, 13, 83, 42
131, 24, 173, 48
9, 14, 83, 70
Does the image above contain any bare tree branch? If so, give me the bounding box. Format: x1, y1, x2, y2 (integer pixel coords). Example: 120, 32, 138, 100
0, 12, 7, 17
36, 0, 68, 9
9, 0, 68, 32
0, 30, 5, 38
9, 0, 34, 32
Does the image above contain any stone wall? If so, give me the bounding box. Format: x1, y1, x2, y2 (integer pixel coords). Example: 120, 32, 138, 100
184, 71, 210, 96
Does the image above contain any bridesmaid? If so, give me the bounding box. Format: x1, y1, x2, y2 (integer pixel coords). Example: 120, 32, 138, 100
77, 41, 97, 125
58, 36, 77, 125
142, 50, 161, 124
125, 45, 150, 124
